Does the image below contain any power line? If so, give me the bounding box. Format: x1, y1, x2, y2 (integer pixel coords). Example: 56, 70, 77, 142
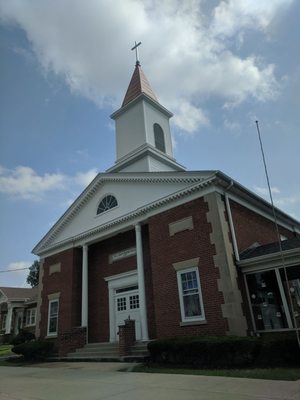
0, 267, 30, 273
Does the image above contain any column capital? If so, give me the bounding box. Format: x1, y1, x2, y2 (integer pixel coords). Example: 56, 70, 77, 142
135, 223, 142, 233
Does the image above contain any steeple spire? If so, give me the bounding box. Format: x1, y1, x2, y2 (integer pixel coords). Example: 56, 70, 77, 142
122, 41, 158, 107
108, 47, 185, 173
121, 64, 158, 107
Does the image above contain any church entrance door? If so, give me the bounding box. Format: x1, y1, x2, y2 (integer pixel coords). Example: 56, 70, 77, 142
115, 286, 141, 341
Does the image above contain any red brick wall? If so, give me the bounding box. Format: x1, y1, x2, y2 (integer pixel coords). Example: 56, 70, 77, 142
230, 200, 295, 253
88, 227, 156, 343
148, 197, 228, 338
141, 225, 157, 339
88, 230, 137, 342
39, 247, 82, 338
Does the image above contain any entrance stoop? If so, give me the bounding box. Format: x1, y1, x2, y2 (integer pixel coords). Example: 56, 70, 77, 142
64, 341, 149, 362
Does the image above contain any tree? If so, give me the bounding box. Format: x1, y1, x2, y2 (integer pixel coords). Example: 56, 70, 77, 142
27, 260, 40, 287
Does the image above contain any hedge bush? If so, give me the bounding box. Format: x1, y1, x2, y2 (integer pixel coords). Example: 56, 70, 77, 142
12, 340, 54, 360
10, 329, 35, 346
147, 335, 300, 368
255, 333, 300, 367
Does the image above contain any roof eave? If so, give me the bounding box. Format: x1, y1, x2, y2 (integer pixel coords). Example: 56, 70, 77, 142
237, 247, 300, 272
110, 93, 173, 120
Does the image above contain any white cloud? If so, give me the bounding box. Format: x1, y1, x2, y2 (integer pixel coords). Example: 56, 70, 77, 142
172, 100, 209, 134
7, 261, 31, 273
0, 0, 294, 133
74, 168, 98, 187
254, 185, 281, 197
1, 261, 32, 288
223, 118, 240, 131
275, 195, 300, 207
211, 0, 293, 38
0, 165, 98, 201
0, 166, 66, 200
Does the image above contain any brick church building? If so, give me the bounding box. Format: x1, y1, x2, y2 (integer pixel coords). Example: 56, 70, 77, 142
33, 59, 300, 356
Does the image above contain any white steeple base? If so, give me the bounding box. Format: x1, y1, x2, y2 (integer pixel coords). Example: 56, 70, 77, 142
106, 144, 185, 173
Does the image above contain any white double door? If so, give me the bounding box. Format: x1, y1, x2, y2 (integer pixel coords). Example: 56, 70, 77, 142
115, 286, 141, 341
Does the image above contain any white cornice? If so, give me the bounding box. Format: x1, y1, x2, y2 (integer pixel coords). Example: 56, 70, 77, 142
106, 144, 186, 173
33, 171, 216, 254
33, 174, 217, 256
33, 169, 300, 257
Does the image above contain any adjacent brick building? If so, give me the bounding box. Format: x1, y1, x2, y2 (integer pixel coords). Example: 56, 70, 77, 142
32, 61, 300, 356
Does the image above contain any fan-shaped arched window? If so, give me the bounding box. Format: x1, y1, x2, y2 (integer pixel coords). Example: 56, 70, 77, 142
97, 195, 118, 215
154, 123, 166, 153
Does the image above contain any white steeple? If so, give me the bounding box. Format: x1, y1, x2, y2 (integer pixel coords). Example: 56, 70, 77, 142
107, 61, 185, 173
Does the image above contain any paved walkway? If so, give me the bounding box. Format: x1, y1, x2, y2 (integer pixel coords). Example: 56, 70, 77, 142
0, 362, 300, 400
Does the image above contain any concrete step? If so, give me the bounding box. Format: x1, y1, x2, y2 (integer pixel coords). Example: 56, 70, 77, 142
84, 342, 119, 349
66, 341, 149, 361
68, 352, 120, 359
129, 342, 149, 357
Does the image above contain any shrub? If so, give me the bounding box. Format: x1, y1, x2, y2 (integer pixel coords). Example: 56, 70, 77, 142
12, 340, 54, 360
148, 336, 260, 368
10, 330, 35, 346
148, 334, 300, 369
256, 334, 300, 367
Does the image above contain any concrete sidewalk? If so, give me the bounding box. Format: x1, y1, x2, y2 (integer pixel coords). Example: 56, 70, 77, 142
0, 362, 300, 400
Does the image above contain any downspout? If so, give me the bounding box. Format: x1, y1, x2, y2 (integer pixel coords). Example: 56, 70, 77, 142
224, 180, 240, 262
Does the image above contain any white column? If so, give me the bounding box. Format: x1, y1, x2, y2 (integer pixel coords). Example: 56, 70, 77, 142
81, 244, 88, 327
135, 223, 149, 341
5, 304, 13, 334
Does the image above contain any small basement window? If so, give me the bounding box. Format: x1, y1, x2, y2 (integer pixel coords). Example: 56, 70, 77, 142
97, 195, 118, 215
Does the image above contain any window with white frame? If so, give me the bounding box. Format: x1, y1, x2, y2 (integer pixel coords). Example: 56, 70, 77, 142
177, 267, 205, 322
1, 314, 7, 330
25, 308, 36, 326
97, 195, 118, 215
47, 299, 59, 336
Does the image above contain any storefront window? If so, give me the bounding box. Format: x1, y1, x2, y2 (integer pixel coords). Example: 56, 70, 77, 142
246, 270, 289, 330
280, 266, 300, 328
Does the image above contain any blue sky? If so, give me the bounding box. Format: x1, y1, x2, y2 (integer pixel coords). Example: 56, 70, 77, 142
0, 0, 299, 287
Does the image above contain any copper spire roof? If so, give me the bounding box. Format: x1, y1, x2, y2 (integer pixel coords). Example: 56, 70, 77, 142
122, 63, 158, 107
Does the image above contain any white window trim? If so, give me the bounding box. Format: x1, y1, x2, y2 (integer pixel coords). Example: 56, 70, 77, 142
47, 299, 59, 337
25, 308, 36, 327
176, 266, 205, 323
104, 270, 138, 342
95, 193, 119, 217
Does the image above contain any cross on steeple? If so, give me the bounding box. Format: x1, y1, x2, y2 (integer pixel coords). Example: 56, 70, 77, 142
131, 41, 142, 66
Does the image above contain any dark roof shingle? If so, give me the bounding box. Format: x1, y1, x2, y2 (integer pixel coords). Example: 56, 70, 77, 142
240, 237, 300, 260
0, 287, 38, 301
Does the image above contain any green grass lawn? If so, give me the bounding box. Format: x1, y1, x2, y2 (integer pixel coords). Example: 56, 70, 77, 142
0, 345, 13, 357
132, 365, 300, 381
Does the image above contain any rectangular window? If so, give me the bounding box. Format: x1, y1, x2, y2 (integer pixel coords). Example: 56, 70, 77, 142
47, 299, 59, 336
279, 266, 300, 328
25, 308, 36, 326
1, 314, 7, 330
246, 270, 289, 331
177, 267, 205, 322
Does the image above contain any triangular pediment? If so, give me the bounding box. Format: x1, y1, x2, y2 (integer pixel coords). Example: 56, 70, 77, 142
33, 171, 217, 256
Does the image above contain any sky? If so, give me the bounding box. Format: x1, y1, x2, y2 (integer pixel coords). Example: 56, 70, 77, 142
0, 0, 299, 287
